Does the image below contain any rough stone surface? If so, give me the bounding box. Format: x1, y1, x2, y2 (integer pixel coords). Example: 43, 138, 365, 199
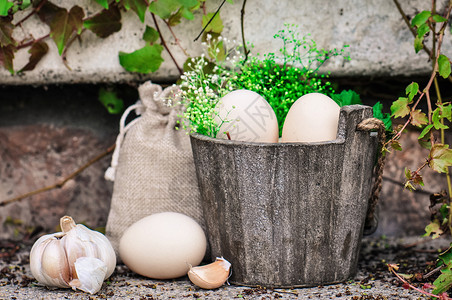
0, 84, 137, 240
190, 106, 378, 287
1, 0, 451, 85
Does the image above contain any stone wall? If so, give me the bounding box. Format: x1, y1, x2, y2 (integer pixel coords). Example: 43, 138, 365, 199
0, 0, 451, 85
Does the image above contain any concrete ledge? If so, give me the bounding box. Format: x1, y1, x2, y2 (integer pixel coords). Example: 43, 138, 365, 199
1, 0, 451, 85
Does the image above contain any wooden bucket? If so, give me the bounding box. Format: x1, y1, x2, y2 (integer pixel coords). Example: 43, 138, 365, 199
190, 105, 379, 287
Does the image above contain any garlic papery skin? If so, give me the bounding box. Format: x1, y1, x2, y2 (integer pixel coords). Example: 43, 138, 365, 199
187, 257, 231, 289
29, 216, 116, 294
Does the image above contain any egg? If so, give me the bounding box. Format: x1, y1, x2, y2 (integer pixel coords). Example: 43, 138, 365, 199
119, 212, 207, 279
281, 93, 340, 143
214, 89, 279, 143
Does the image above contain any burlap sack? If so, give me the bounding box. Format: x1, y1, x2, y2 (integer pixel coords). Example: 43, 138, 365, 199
105, 81, 204, 255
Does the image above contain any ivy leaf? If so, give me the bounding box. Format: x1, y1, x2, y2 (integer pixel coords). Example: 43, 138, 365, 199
94, 0, 109, 9
0, 0, 13, 16
19, 41, 49, 72
411, 11, 431, 27
98, 87, 124, 114
417, 23, 430, 38
437, 244, 452, 267
405, 82, 419, 101
49, 6, 85, 55
119, 44, 164, 73
418, 124, 433, 140
391, 140, 402, 151
433, 108, 449, 130
180, 6, 194, 20
149, 0, 180, 19
0, 44, 14, 73
0, 16, 15, 47
424, 219, 443, 239
405, 167, 412, 180
202, 12, 224, 34
438, 54, 451, 79
84, 6, 122, 38
432, 14, 448, 23
412, 173, 424, 186
167, 9, 183, 26
391, 97, 410, 118
429, 144, 452, 173
142, 26, 159, 43
410, 110, 428, 127
439, 103, 452, 122
414, 35, 424, 53
433, 262, 452, 295
121, 0, 148, 22
36, 1, 65, 26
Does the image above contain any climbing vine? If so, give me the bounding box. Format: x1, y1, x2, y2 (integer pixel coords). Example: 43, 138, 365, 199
0, 0, 230, 75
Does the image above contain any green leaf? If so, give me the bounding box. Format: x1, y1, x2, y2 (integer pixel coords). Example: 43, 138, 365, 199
429, 144, 452, 173
391, 140, 402, 151
149, 0, 180, 19
432, 14, 448, 23
418, 124, 433, 140
438, 244, 452, 266
433, 108, 449, 130
414, 35, 424, 53
372, 101, 392, 131
0, 0, 13, 16
433, 263, 452, 294
0, 17, 15, 47
410, 110, 428, 127
202, 12, 224, 34
19, 41, 49, 72
121, 0, 148, 22
0, 44, 14, 74
49, 6, 85, 55
405, 167, 412, 180
405, 82, 419, 101
84, 6, 122, 38
424, 219, 443, 239
417, 23, 430, 38
94, 0, 109, 9
411, 11, 431, 27
119, 44, 164, 73
438, 54, 451, 79
439, 103, 452, 122
331, 90, 362, 107
142, 26, 159, 43
98, 88, 124, 114
180, 6, 194, 20
391, 97, 410, 118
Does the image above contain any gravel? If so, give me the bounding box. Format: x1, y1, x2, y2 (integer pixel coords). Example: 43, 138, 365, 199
1, 236, 450, 299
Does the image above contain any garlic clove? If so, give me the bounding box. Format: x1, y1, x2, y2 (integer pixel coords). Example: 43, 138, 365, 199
71, 257, 108, 294
40, 238, 71, 288
187, 257, 231, 289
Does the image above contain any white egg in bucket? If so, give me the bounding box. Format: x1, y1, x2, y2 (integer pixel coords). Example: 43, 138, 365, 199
281, 93, 340, 143
119, 212, 207, 279
214, 89, 279, 143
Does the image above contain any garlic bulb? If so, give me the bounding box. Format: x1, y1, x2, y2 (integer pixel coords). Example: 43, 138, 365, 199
30, 216, 116, 294
187, 257, 231, 289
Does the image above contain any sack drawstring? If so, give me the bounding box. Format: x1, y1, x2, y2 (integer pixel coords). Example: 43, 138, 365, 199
105, 101, 145, 181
